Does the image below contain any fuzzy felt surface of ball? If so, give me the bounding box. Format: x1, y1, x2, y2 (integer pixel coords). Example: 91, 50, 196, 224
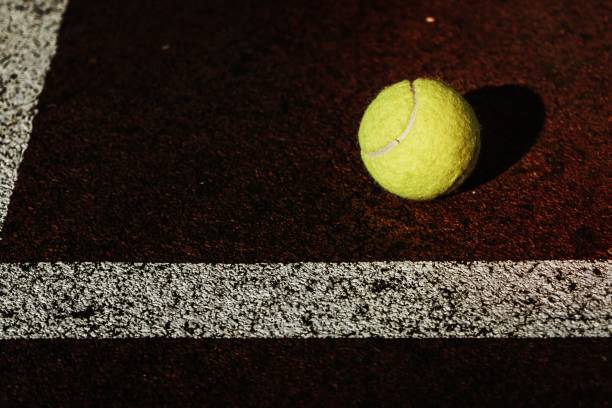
358, 79, 480, 200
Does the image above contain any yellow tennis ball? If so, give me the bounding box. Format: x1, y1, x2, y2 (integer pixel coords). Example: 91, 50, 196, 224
358, 79, 480, 200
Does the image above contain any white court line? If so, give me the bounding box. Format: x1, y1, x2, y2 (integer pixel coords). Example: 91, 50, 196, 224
0, 0, 67, 233
0, 261, 610, 338
0, 1, 610, 339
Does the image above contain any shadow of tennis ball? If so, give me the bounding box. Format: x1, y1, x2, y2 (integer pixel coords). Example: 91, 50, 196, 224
460, 85, 545, 191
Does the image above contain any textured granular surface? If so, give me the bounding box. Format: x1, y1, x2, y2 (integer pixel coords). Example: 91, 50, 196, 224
0, 0, 611, 405
0, 0, 66, 231
1, 339, 611, 406
0, 0, 609, 262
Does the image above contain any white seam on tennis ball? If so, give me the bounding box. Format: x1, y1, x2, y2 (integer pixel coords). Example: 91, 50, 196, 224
366, 80, 419, 158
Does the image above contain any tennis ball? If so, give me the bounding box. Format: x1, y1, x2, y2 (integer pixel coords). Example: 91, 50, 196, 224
358, 79, 480, 200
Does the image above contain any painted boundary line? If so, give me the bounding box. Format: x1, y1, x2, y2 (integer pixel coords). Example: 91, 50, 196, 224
0, 0, 67, 233
1, 261, 610, 338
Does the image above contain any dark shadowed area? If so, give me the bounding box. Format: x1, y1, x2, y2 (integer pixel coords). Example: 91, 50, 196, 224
461, 85, 545, 191
1, 339, 610, 406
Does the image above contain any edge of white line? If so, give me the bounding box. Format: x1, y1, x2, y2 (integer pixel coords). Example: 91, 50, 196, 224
0, 0, 68, 235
